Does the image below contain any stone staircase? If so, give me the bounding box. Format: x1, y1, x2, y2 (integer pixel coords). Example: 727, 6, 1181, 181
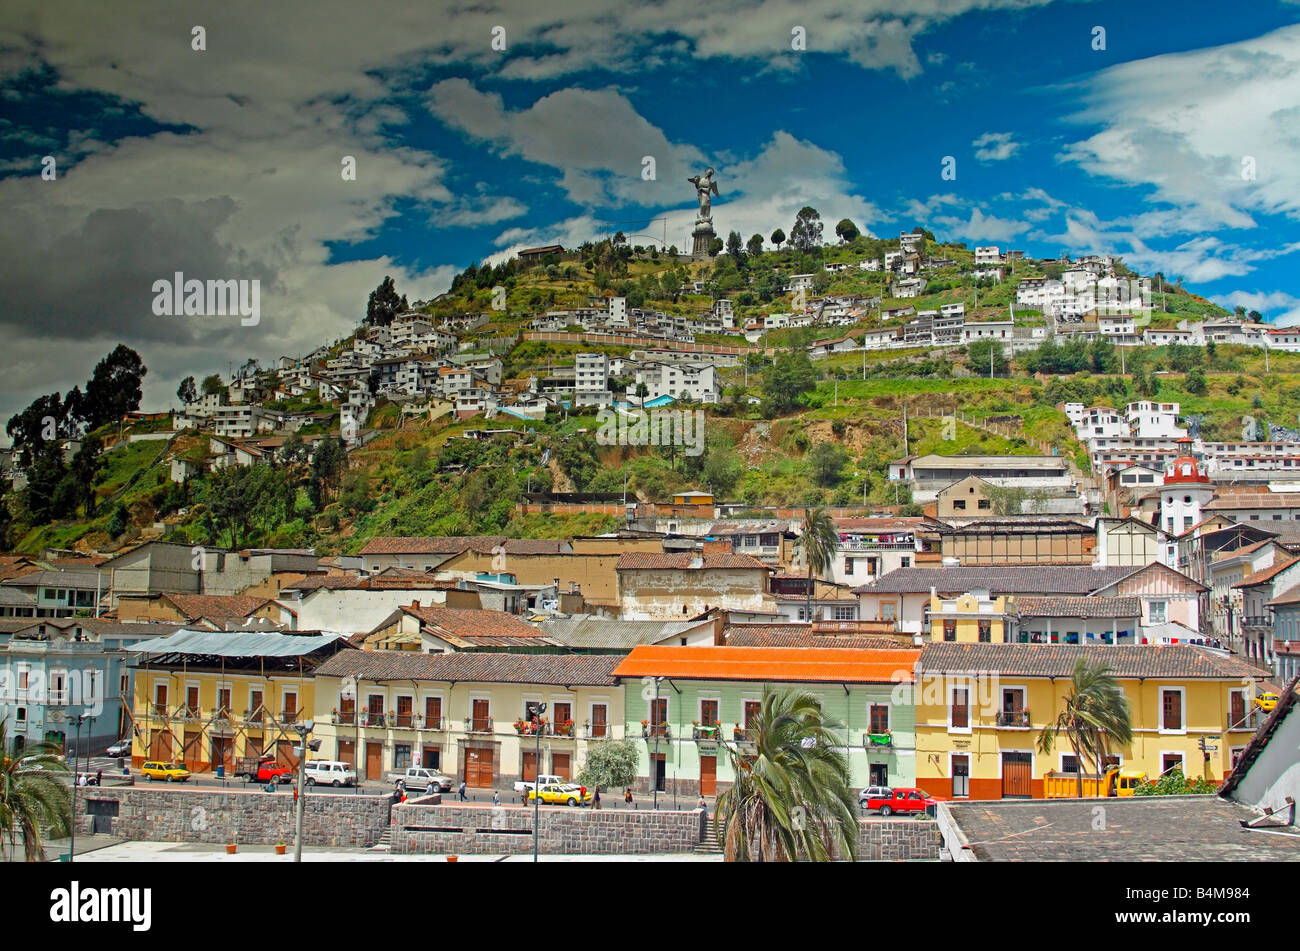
369, 827, 393, 852
694, 818, 724, 855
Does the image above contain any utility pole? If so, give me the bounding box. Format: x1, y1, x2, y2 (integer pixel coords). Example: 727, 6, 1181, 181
532, 701, 546, 862
652, 678, 662, 811
293, 720, 316, 862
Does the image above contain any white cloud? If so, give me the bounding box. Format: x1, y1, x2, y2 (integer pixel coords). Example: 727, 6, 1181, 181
933, 206, 1030, 243
1059, 23, 1300, 231
972, 131, 1021, 162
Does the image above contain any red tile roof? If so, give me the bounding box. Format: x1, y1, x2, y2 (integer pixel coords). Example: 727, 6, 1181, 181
162, 593, 274, 620
403, 605, 542, 640
611, 645, 919, 683
314, 649, 620, 686
614, 552, 770, 571
1233, 557, 1300, 589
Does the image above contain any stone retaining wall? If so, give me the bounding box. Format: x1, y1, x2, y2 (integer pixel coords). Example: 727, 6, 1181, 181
392, 802, 941, 859
74, 787, 391, 848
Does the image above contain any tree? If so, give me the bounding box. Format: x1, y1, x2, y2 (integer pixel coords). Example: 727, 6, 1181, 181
107, 502, 129, 538
309, 436, 347, 509
201, 374, 225, 396
66, 434, 104, 515
365, 275, 403, 327
966, 339, 1008, 377
1184, 366, 1208, 395
80, 344, 147, 431
177, 376, 198, 406
808, 442, 849, 487
790, 206, 823, 253
0, 722, 72, 861
725, 230, 746, 267
715, 686, 858, 861
575, 739, 639, 796
835, 218, 860, 243
746, 233, 764, 257
770, 228, 786, 251
707, 237, 724, 257
761, 351, 817, 416
1037, 657, 1134, 798
793, 505, 838, 620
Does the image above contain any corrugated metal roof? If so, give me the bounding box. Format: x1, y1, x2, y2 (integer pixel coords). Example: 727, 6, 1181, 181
129, 628, 347, 658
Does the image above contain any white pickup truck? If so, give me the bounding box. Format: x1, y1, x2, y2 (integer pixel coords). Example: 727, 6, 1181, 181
514, 773, 565, 793
387, 766, 454, 793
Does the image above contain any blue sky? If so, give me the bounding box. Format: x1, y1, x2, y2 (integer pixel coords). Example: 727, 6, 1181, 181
3, 0, 1300, 419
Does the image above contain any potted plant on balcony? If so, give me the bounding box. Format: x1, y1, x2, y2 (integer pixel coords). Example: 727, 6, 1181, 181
514, 718, 529, 735
274, 841, 286, 855
226, 841, 237, 855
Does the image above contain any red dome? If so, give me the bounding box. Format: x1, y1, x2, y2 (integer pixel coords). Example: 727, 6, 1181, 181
1164, 438, 1210, 484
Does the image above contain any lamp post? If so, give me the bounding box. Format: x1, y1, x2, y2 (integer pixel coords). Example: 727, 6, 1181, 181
652, 677, 662, 811
292, 720, 317, 863
70, 712, 90, 862
532, 702, 546, 863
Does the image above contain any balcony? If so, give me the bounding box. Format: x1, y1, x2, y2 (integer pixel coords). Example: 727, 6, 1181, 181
422, 716, 445, 731
467, 717, 494, 734
359, 711, 387, 728
180, 705, 202, 723
584, 723, 610, 740
642, 723, 671, 740
280, 709, 299, 725
996, 710, 1032, 729
393, 712, 415, 729
1226, 712, 1259, 732
692, 724, 722, 741
244, 707, 266, 727
332, 710, 356, 726
1242, 616, 1272, 629
864, 732, 892, 749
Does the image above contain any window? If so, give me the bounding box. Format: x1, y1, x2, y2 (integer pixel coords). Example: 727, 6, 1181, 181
978, 499, 991, 510
1160, 688, 1184, 732
395, 696, 413, 728
589, 703, 608, 737
978, 620, 992, 643
943, 620, 956, 642
699, 699, 719, 727
424, 696, 442, 729
880, 602, 896, 621
15, 706, 26, 723
1061, 754, 1079, 773
953, 499, 966, 511
1162, 753, 1184, 775
900, 557, 910, 568
833, 605, 857, 621
394, 744, 412, 770
743, 701, 761, 730
950, 686, 970, 730
869, 704, 890, 733
1149, 601, 1168, 624
844, 558, 855, 575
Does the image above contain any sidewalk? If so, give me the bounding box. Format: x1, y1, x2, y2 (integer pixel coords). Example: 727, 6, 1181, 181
70, 841, 721, 862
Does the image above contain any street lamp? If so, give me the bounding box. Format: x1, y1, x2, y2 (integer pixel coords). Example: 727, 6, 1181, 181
292, 720, 319, 863
69, 712, 90, 863
532, 702, 546, 863
652, 677, 662, 811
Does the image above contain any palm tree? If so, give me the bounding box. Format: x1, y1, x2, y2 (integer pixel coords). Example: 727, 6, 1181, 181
1037, 656, 1134, 797
0, 722, 72, 861
793, 506, 838, 621
715, 686, 858, 862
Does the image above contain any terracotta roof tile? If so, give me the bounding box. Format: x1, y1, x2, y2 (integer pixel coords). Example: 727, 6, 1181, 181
919, 643, 1264, 679
314, 649, 620, 686
724, 624, 912, 650
163, 593, 273, 620
404, 605, 542, 639
1015, 597, 1142, 619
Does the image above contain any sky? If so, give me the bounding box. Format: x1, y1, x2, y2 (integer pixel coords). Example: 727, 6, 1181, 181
4, 0, 1300, 423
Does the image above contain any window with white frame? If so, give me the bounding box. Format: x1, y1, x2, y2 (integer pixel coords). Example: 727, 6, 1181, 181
1149, 601, 1168, 624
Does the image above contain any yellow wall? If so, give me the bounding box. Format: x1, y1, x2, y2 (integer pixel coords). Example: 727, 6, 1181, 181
130, 664, 317, 769
312, 675, 626, 784
914, 673, 1258, 800
928, 593, 1014, 643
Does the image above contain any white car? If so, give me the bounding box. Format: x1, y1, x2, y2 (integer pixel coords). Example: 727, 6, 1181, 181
105, 739, 132, 758
304, 761, 356, 787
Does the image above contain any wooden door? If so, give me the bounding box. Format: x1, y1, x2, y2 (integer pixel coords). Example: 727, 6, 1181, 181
471, 699, 490, 732
186, 686, 199, 717
210, 737, 234, 772
183, 730, 202, 771
465, 746, 494, 788
154, 683, 168, 715
552, 753, 571, 782
364, 741, 383, 780
424, 697, 442, 730
421, 745, 440, 770
337, 740, 355, 769
1230, 691, 1245, 729
249, 689, 264, 722
1002, 752, 1032, 799
699, 755, 717, 797
553, 702, 572, 735
278, 739, 299, 770
521, 750, 538, 783
283, 692, 298, 724
149, 730, 173, 762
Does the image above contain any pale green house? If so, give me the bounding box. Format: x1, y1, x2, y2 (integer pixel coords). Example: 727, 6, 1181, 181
612, 646, 921, 799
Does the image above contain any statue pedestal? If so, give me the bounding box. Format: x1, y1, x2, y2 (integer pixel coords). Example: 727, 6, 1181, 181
691, 218, 716, 258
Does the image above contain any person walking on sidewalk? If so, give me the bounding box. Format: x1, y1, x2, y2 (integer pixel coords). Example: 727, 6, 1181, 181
458, 780, 467, 802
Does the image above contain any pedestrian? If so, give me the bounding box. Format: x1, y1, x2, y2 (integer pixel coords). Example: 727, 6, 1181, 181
625, 788, 633, 804
96, 769, 102, 786
697, 794, 707, 815
458, 780, 467, 802
492, 790, 500, 806
594, 788, 601, 810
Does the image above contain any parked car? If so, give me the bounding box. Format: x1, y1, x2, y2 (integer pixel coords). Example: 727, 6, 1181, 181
141, 761, 191, 783
858, 785, 892, 807
1254, 692, 1280, 713
234, 756, 295, 784
105, 738, 132, 758
388, 766, 454, 793
527, 783, 591, 806
864, 787, 936, 816
304, 761, 356, 787
514, 773, 565, 793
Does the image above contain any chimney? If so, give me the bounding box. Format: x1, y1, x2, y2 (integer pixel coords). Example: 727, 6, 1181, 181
411, 600, 420, 610
912, 631, 923, 647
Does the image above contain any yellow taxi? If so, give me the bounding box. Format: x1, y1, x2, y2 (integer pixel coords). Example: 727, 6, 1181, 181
526, 783, 592, 806
1253, 692, 1280, 713
141, 761, 192, 782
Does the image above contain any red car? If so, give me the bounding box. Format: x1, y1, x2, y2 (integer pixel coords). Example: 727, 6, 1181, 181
864, 787, 937, 816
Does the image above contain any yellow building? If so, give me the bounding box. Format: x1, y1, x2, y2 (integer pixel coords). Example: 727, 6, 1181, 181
928, 591, 1017, 643
913, 643, 1268, 800
128, 628, 349, 772
311, 650, 625, 787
